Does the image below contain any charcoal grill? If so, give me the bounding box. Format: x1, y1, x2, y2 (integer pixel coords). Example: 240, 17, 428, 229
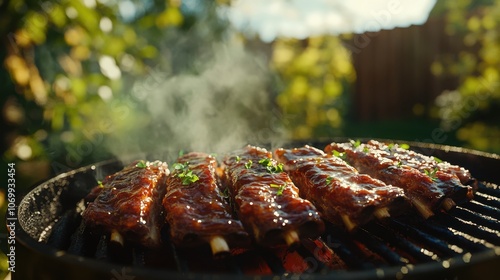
14, 140, 500, 279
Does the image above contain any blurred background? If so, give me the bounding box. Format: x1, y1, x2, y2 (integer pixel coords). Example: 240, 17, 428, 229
1, 0, 499, 277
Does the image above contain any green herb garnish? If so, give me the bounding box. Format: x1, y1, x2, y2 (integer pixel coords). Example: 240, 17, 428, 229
97, 180, 104, 188
258, 158, 272, 166
173, 162, 186, 170
400, 143, 410, 150
178, 171, 199, 185
387, 143, 395, 150
351, 139, 361, 148
424, 168, 439, 181
172, 162, 200, 185
258, 158, 284, 173
245, 160, 253, 169
332, 150, 346, 159
178, 150, 185, 157
270, 183, 286, 195
326, 176, 333, 185
136, 160, 147, 168
362, 146, 370, 153
235, 156, 241, 163
434, 157, 443, 163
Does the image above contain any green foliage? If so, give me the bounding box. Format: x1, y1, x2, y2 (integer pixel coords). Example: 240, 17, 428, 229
1, 0, 193, 168
432, 0, 500, 153
271, 36, 355, 139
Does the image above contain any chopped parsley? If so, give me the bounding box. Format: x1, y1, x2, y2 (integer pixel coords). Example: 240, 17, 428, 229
388, 143, 409, 151
270, 183, 286, 195
400, 143, 410, 150
235, 156, 241, 163
172, 162, 200, 185
245, 160, 253, 169
173, 162, 187, 171
424, 168, 439, 181
258, 158, 284, 173
326, 176, 333, 185
136, 160, 148, 168
362, 146, 370, 153
351, 139, 362, 148
332, 150, 346, 159
97, 180, 104, 188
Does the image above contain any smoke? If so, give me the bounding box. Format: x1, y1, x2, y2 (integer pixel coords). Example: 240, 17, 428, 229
105, 36, 287, 160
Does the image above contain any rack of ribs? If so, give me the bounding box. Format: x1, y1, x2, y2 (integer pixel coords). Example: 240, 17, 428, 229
222, 145, 325, 247
274, 145, 407, 231
163, 152, 249, 256
325, 141, 473, 218
365, 140, 476, 188
83, 160, 169, 248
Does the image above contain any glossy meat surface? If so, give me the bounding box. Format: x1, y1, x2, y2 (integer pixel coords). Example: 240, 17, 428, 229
325, 141, 473, 214
83, 160, 169, 248
163, 152, 248, 247
274, 145, 407, 227
222, 145, 324, 246
365, 140, 474, 186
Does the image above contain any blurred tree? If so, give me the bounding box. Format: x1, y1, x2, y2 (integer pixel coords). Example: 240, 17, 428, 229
1, 0, 206, 180
431, 0, 500, 153
271, 36, 355, 140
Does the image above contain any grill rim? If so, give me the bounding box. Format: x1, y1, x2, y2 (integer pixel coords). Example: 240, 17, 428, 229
14, 138, 500, 279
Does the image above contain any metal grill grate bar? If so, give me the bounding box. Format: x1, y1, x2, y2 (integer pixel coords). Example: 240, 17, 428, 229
420, 219, 488, 252
473, 193, 500, 209
386, 218, 460, 258
323, 225, 377, 270
464, 200, 500, 218
434, 214, 500, 245
449, 206, 500, 232
365, 222, 438, 263
353, 228, 408, 265
477, 182, 500, 197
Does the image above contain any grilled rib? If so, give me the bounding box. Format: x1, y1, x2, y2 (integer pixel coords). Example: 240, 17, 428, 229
365, 140, 476, 187
222, 145, 325, 246
83, 160, 169, 248
163, 152, 249, 254
274, 145, 407, 231
325, 141, 473, 218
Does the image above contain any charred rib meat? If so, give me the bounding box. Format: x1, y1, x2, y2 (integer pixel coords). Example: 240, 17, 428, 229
274, 145, 407, 231
365, 140, 475, 187
83, 160, 169, 248
163, 152, 249, 254
325, 141, 473, 218
222, 145, 325, 246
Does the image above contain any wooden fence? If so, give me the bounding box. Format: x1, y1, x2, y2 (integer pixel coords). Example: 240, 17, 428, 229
346, 16, 465, 121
